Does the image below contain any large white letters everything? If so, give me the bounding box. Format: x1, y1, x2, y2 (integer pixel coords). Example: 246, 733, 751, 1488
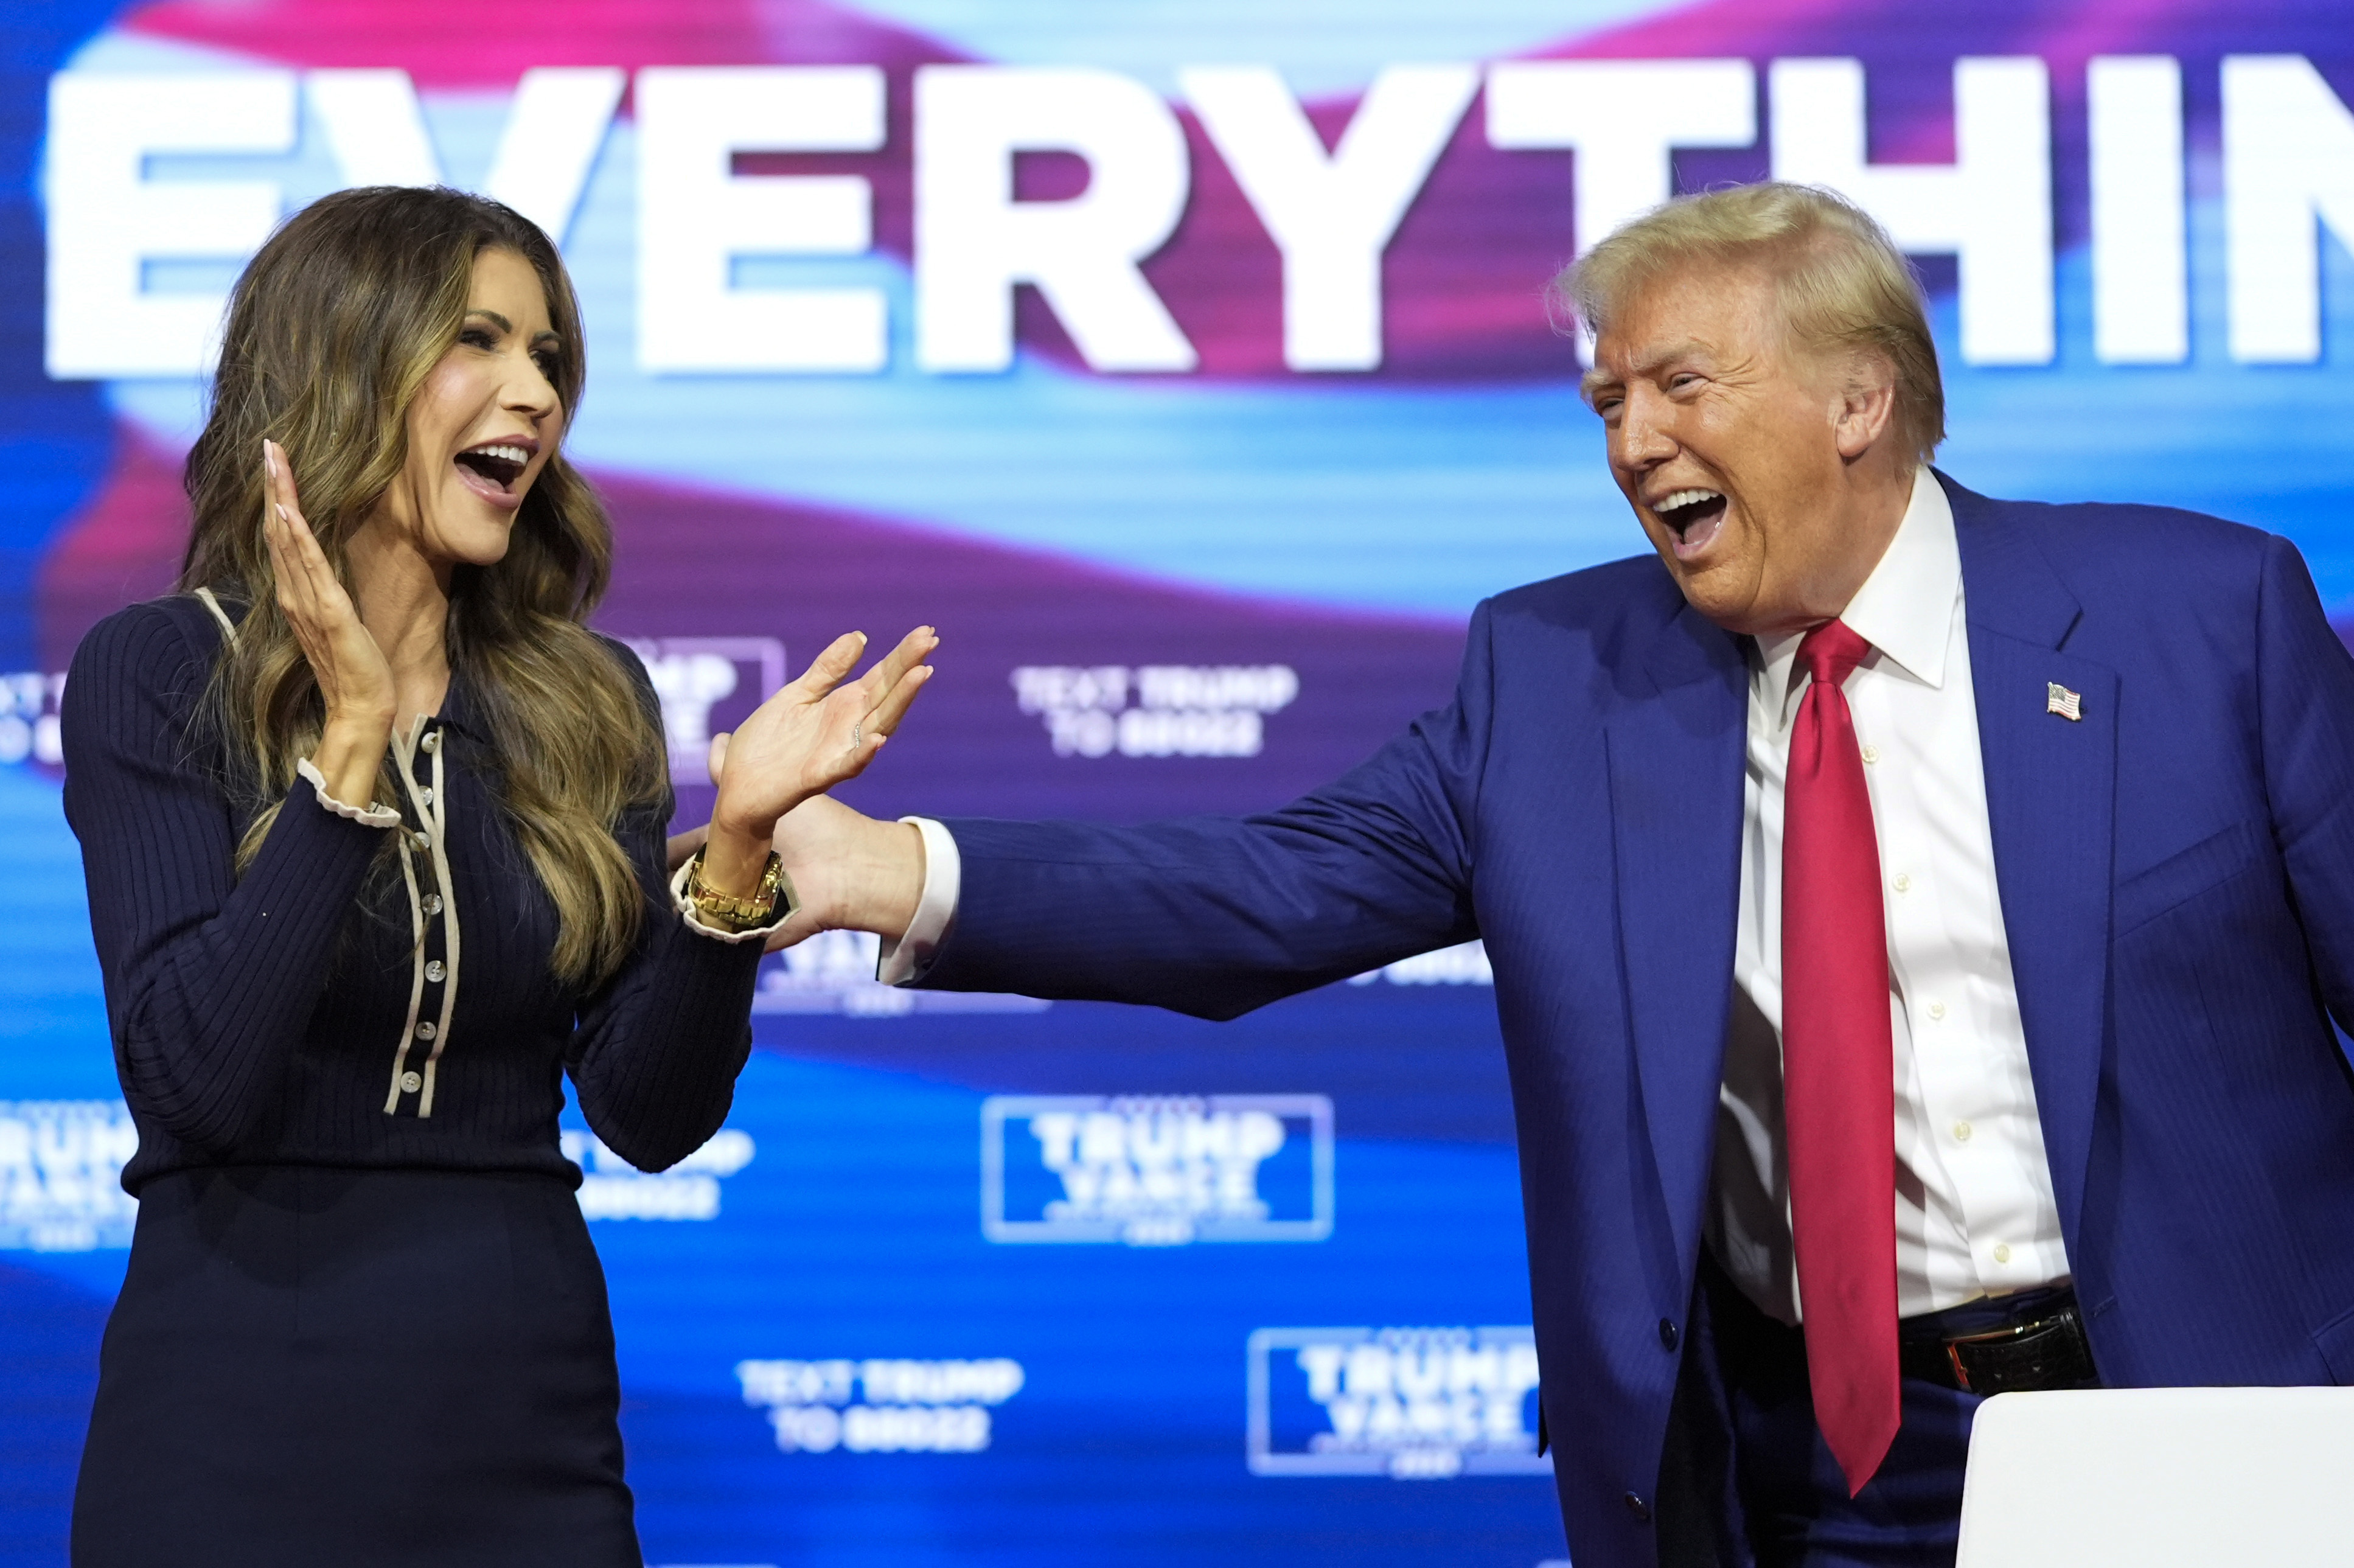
38, 54, 2352, 380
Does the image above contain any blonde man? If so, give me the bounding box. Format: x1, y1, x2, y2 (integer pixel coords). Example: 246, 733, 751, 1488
745, 183, 2354, 1566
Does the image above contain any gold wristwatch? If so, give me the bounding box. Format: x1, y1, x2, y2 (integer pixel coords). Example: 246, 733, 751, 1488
686, 849, 789, 933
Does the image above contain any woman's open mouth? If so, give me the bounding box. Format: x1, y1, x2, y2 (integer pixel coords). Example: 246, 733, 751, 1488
1652, 488, 1729, 560
453, 440, 533, 505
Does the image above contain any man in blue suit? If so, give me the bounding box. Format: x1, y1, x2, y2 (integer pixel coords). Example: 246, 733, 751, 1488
734, 183, 2354, 1566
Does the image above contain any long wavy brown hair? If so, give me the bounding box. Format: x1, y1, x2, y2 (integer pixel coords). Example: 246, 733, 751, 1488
179, 185, 664, 988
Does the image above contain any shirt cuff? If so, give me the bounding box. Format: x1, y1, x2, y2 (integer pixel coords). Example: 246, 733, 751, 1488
670, 854, 801, 945
294, 757, 402, 828
879, 817, 959, 986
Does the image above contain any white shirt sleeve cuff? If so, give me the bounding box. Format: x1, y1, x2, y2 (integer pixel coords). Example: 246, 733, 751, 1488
878, 817, 960, 986
296, 757, 402, 829
670, 855, 801, 945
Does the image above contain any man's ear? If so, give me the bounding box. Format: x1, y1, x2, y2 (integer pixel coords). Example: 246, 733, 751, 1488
1833, 350, 1898, 461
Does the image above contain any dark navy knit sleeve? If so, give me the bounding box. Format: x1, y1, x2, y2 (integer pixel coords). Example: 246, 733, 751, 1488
563, 645, 760, 1173
61, 601, 393, 1153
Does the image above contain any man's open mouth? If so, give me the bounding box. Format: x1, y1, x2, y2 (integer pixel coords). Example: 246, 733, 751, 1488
453, 441, 532, 495
1651, 487, 1728, 559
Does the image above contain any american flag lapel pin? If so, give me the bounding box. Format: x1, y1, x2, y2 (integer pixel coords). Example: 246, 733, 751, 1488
2046, 681, 2083, 722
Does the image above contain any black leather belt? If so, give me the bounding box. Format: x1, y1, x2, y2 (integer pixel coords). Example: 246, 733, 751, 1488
1897, 1292, 2098, 1395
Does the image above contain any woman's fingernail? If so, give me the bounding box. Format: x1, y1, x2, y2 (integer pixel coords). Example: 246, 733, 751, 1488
275, 504, 288, 521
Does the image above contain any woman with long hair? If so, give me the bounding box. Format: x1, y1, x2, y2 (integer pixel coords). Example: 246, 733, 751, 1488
59, 184, 934, 1567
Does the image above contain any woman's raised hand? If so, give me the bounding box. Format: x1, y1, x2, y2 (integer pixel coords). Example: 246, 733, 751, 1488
699, 627, 936, 896
262, 439, 395, 804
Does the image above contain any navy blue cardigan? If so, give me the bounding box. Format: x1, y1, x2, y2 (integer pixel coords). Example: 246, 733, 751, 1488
61, 593, 761, 1194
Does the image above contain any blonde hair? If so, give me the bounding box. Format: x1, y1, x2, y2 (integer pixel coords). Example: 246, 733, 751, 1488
181, 186, 665, 988
1562, 181, 1945, 462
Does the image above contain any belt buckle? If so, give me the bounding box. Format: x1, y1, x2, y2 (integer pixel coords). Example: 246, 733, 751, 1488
1940, 1309, 2078, 1395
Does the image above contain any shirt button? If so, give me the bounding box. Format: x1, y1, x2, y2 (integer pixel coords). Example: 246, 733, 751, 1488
1892, 873, 1911, 893
416, 1021, 437, 1041
1927, 999, 1947, 1021
421, 731, 441, 753
1623, 1491, 1651, 1522
1860, 744, 1880, 764
1658, 1319, 1679, 1350
425, 960, 447, 983
1952, 1120, 1973, 1142
418, 787, 434, 806
423, 894, 444, 916
399, 1070, 423, 1094
1993, 1242, 2013, 1264
412, 831, 432, 851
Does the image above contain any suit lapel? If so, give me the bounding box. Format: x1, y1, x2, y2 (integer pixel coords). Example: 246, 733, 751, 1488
1606, 593, 1748, 1270
1947, 475, 2117, 1244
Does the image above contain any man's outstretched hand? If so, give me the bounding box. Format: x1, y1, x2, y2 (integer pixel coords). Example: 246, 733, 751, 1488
666, 793, 927, 954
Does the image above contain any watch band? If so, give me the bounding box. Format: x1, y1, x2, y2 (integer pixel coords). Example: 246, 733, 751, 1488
686, 848, 785, 932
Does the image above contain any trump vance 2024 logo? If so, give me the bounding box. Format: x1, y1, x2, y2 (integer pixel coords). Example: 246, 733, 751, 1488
1247, 1325, 1548, 1480
981, 1093, 1333, 1246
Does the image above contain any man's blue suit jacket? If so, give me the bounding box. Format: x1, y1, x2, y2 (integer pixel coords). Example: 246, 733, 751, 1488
919, 474, 2354, 1566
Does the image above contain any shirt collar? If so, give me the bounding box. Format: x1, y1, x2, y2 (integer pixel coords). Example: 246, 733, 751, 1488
1753, 466, 1960, 715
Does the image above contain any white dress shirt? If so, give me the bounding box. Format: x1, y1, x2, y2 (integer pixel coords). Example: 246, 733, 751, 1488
887, 467, 2070, 1325
1713, 469, 2067, 1323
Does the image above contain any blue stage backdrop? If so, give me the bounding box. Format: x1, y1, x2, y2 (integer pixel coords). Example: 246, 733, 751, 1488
4, 2, 2353, 1563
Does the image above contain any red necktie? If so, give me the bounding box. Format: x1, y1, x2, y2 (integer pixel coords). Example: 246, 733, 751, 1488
1781, 619, 1900, 1497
